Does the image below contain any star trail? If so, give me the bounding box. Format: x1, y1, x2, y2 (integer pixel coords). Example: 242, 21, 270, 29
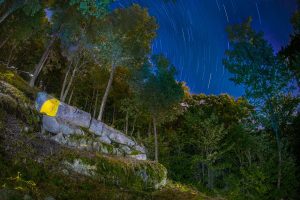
113, 0, 297, 96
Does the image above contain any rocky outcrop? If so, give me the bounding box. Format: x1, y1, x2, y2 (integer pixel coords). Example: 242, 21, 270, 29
61, 153, 167, 191
36, 92, 147, 160
0, 73, 168, 199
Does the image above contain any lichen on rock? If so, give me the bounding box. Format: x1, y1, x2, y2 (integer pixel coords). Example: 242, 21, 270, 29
61, 151, 168, 191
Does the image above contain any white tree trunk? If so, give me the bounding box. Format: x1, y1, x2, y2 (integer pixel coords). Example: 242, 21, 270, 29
60, 61, 73, 100
67, 88, 74, 104
93, 89, 99, 118
130, 116, 137, 136
61, 65, 77, 102
29, 37, 55, 87
97, 65, 116, 121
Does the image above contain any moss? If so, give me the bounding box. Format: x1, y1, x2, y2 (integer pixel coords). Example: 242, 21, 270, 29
69, 133, 92, 142
152, 181, 220, 200
0, 70, 37, 100
58, 149, 167, 191
100, 142, 115, 154
130, 150, 143, 155
0, 79, 39, 129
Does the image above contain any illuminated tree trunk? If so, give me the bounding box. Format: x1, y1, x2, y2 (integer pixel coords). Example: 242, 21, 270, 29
67, 88, 74, 104
29, 37, 55, 87
130, 116, 137, 136
93, 89, 99, 118
60, 61, 72, 100
61, 65, 77, 102
97, 65, 116, 121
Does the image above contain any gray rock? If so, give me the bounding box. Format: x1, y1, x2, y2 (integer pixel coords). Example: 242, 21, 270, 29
51, 133, 67, 145
97, 135, 111, 144
132, 145, 146, 154
56, 101, 91, 128
120, 145, 132, 154
129, 154, 147, 161
108, 131, 135, 146
64, 159, 96, 176
88, 119, 104, 136
36, 92, 148, 161
43, 115, 60, 134
43, 116, 84, 136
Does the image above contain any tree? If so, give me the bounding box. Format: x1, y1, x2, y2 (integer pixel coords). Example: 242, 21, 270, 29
280, 1, 300, 87
138, 55, 184, 161
29, 0, 113, 87
0, 0, 41, 24
223, 17, 298, 189
94, 4, 157, 121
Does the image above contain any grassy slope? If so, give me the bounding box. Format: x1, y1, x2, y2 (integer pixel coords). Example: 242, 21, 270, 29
0, 70, 221, 200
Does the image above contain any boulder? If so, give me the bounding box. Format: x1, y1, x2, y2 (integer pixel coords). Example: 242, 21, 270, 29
62, 153, 168, 191
36, 92, 147, 160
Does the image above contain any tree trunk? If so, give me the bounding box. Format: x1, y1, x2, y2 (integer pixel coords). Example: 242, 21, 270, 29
207, 167, 211, 189
97, 65, 116, 121
202, 162, 205, 184
275, 129, 282, 189
67, 88, 74, 104
93, 89, 99, 118
269, 101, 282, 190
29, 37, 55, 87
0, 2, 23, 24
125, 110, 129, 135
89, 88, 96, 114
60, 61, 72, 100
83, 96, 88, 111
211, 169, 214, 189
130, 116, 137, 136
6, 43, 16, 68
61, 63, 78, 102
137, 130, 140, 140
153, 116, 158, 162
0, 36, 9, 49
112, 105, 116, 126
147, 122, 151, 138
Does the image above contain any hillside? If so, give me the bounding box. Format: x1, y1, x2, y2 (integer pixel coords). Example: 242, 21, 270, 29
0, 70, 218, 200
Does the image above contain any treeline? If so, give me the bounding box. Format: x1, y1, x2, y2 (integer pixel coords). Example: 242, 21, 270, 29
1, 0, 300, 199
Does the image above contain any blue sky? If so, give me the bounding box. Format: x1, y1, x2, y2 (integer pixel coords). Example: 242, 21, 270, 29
114, 0, 297, 97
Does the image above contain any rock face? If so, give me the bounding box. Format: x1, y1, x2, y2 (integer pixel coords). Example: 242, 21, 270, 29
62, 154, 168, 191
0, 72, 169, 199
36, 92, 147, 160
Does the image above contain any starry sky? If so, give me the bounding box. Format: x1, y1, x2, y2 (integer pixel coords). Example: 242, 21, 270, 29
113, 0, 297, 97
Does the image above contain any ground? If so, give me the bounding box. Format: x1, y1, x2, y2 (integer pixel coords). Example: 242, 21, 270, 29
0, 70, 222, 200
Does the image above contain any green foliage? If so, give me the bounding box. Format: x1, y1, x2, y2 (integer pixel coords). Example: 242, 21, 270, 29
138, 54, 184, 122
223, 18, 299, 199
224, 17, 293, 100
69, 0, 113, 18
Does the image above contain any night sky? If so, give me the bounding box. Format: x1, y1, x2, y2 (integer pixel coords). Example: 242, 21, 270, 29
113, 0, 297, 97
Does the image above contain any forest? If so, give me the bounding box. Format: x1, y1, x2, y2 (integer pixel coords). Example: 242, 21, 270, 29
0, 0, 300, 200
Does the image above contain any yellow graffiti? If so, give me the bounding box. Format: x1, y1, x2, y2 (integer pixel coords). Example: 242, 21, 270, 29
40, 98, 60, 117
